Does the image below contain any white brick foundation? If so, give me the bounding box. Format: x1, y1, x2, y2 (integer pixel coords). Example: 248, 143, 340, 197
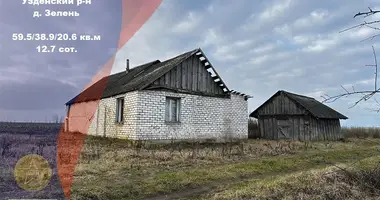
66, 90, 248, 140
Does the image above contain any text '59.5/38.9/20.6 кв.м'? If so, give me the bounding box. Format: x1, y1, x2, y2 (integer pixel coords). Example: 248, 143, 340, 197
11, 33, 101, 41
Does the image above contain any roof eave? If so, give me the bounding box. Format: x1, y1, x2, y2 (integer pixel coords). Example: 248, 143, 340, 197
249, 90, 283, 117
197, 48, 230, 93
249, 115, 258, 119
230, 90, 253, 99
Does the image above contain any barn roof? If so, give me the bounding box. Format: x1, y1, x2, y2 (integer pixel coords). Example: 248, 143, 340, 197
250, 90, 348, 120
65, 48, 237, 105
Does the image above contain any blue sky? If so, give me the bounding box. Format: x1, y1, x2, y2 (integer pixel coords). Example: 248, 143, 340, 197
1, 0, 380, 127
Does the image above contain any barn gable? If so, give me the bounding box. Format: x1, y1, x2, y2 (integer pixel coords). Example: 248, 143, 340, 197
250, 91, 308, 117
250, 90, 348, 120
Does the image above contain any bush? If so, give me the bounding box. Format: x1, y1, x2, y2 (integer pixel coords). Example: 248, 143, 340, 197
248, 118, 260, 139
342, 127, 380, 139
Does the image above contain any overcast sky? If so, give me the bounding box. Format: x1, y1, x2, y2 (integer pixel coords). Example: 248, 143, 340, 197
1, 0, 380, 127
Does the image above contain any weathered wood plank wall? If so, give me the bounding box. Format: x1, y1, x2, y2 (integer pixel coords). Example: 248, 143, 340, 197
258, 116, 342, 141
256, 93, 307, 116
255, 92, 343, 141
151, 55, 225, 95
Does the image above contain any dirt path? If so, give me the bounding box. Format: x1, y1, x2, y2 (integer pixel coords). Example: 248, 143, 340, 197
141, 167, 316, 200
141, 155, 369, 200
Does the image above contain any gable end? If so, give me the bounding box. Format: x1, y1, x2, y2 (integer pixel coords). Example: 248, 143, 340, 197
250, 90, 348, 120
250, 91, 308, 118
144, 49, 230, 97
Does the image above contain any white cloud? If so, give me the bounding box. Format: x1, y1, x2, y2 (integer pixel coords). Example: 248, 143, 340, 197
293, 9, 330, 29
125, 0, 380, 127
4, 0, 380, 125
249, 55, 270, 65
259, 0, 295, 21
273, 24, 291, 36
347, 28, 378, 40
171, 11, 201, 33
302, 37, 337, 52
356, 78, 375, 85
293, 35, 310, 44
207, 4, 214, 13
201, 28, 220, 47
234, 39, 253, 47
250, 43, 277, 54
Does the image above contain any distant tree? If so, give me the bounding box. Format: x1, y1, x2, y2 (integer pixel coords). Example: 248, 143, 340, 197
52, 114, 59, 123
59, 116, 64, 123
321, 7, 380, 112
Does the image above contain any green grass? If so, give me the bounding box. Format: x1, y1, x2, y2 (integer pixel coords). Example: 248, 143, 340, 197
70, 138, 380, 200
197, 155, 380, 200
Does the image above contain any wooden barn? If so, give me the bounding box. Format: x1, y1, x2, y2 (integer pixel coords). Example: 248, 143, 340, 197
249, 90, 348, 141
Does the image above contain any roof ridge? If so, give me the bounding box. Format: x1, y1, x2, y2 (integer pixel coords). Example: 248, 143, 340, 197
159, 48, 200, 63
283, 91, 347, 119
101, 59, 161, 79
281, 90, 315, 99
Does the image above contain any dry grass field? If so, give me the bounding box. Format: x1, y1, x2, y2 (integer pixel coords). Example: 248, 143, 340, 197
2, 121, 380, 200
69, 128, 380, 200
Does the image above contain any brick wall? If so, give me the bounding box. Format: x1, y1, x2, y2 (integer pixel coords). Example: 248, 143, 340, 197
66, 91, 139, 139
66, 90, 248, 140
134, 90, 248, 140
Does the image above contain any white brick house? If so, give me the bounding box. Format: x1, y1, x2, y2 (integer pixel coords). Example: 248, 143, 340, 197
64, 48, 252, 141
